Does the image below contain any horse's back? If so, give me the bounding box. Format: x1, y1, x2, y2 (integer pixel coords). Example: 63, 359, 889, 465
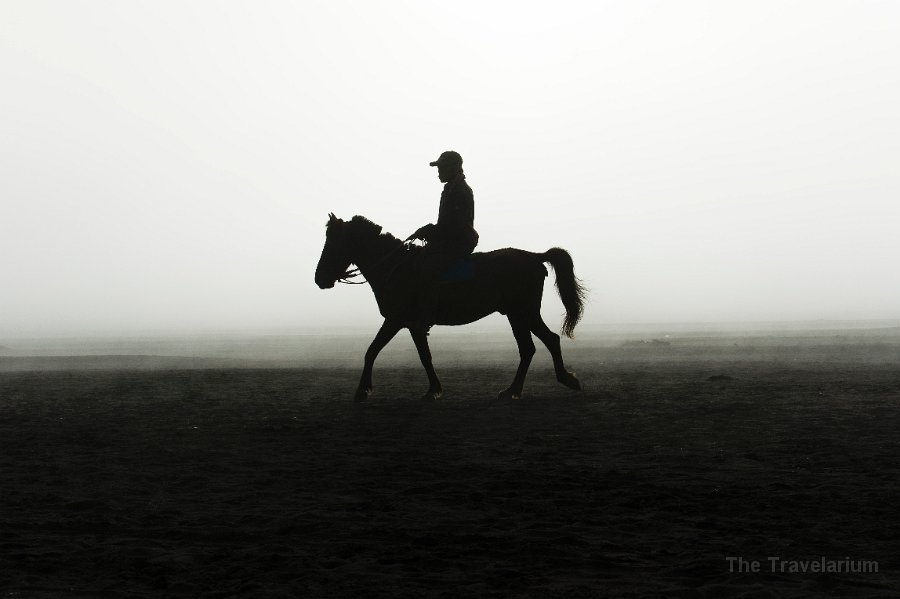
424, 248, 549, 292
470, 248, 548, 278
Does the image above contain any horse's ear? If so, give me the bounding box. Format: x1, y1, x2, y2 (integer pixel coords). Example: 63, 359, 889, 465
328, 212, 336, 222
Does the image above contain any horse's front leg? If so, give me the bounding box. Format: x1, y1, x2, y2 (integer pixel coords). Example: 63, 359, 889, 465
355, 319, 402, 402
409, 326, 443, 400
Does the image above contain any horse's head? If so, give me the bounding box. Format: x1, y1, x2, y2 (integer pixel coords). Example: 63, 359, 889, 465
315, 213, 354, 289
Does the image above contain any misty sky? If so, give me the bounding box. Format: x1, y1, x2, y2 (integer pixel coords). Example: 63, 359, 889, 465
2, 1, 898, 337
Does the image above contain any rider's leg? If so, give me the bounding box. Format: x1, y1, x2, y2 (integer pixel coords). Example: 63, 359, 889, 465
416, 246, 451, 327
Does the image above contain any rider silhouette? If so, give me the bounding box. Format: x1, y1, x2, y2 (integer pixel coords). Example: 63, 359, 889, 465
407, 150, 479, 325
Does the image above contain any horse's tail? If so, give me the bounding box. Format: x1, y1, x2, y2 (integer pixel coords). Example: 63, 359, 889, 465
541, 248, 586, 339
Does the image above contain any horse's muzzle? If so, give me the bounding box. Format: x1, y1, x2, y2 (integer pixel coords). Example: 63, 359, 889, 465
316, 279, 335, 289
314, 267, 334, 289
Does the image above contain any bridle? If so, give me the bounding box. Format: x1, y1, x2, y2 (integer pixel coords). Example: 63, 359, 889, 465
335, 233, 414, 286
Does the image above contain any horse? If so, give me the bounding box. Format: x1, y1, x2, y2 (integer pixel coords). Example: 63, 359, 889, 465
314, 213, 586, 401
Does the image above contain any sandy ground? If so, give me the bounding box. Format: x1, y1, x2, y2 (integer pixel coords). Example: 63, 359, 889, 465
2, 347, 900, 597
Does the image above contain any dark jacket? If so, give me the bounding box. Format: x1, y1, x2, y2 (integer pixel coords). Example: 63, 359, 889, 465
424, 174, 478, 254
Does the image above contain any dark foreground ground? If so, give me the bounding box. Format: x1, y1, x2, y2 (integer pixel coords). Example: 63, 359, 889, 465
2, 354, 900, 597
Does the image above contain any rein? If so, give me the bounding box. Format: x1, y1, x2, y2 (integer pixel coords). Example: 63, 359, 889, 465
336, 238, 411, 286
337, 268, 367, 284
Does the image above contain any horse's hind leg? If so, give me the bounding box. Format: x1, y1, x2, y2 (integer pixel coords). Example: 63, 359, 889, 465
355, 319, 402, 402
498, 314, 535, 400
409, 326, 443, 400
530, 316, 582, 391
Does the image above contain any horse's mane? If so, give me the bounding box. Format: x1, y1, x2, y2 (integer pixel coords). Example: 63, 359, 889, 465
349, 215, 403, 254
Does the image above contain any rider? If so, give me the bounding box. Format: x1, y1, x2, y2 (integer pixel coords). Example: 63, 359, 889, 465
407, 150, 479, 325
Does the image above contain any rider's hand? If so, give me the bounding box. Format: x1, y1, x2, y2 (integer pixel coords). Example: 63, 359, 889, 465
407, 224, 434, 242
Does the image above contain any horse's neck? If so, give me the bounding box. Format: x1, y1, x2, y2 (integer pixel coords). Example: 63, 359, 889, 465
353, 235, 402, 285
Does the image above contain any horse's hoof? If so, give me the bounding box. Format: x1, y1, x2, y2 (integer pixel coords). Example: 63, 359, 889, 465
558, 372, 582, 391
354, 387, 372, 402
421, 388, 443, 401
497, 388, 522, 401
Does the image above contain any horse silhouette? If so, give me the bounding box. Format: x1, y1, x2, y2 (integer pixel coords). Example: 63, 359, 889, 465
315, 214, 586, 401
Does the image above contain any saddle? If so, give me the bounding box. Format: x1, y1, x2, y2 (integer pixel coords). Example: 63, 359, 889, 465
440, 257, 477, 283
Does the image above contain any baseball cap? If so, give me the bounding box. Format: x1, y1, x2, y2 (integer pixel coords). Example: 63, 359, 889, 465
429, 150, 463, 167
